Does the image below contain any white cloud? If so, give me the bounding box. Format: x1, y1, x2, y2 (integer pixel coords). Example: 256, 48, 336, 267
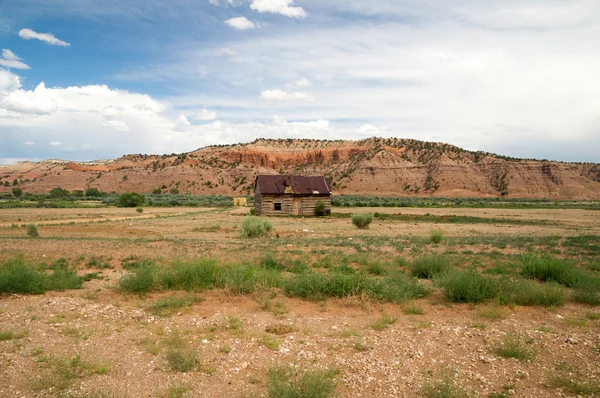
219, 47, 236, 55
24, 141, 35, 145
250, 0, 306, 18
286, 78, 312, 88
0, 49, 30, 70
225, 17, 256, 30
102, 120, 130, 132
195, 108, 217, 120
174, 114, 191, 131
19, 28, 70, 46
259, 89, 312, 101
356, 124, 384, 136
0, 68, 22, 93
50, 141, 62, 146
1, 83, 58, 115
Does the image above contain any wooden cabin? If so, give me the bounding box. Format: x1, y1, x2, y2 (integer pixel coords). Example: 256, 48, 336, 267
254, 175, 332, 216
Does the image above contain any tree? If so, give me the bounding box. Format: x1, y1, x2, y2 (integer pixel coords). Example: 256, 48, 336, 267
118, 192, 145, 207
71, 190, 84, 198
170, 188, 179, 194
85, 187, 101, 197
50, 187, 69, 198
11, 187, 22, 198
152, 188, 162, 195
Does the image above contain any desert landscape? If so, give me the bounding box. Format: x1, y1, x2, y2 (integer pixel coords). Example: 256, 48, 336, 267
1, 202, 599, 397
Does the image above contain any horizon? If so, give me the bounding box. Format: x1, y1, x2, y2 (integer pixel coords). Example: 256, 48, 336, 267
1, 1, 600, 164
1, 136, 598, 166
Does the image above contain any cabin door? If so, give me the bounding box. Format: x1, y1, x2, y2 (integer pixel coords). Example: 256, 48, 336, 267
292, 198, 301, 216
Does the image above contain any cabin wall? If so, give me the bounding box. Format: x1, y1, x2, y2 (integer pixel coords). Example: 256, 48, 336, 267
255, 193, 331, 216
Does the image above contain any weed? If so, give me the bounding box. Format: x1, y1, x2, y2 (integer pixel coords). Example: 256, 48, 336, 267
520, 253, 588, 288
403, 303, 425, 315
353, 341, 371, 352
119, 266, 154, 294
500, 279, 566, 307
351, 213, 373, 229
219, 345, 231, 354
495, 333, 536, 361
369, 315, 398, 331
148, 294, 198, 316
472, 322, 487, 330
267, 365, 339, 398
26, 223, 39, 237
0, 256, 85, 294
411, 255, 451, 279
166, 348, 200, 372
0, 330, 25, 340
439, 270, 499, 303
240, 216, 273, 238
430, 229, 444, 244
548, 363, 600, 395
538, 324, 552, 333
421, 367, 471, 398
86, 256, 112, 269
265, 324, 294, 335
165, 383, 191, 398
477, 306, 507, 320
224, 315, 243, 333
259, 335, 281, 351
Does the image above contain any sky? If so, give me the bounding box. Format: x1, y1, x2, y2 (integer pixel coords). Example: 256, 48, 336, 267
1, 0, 599, 164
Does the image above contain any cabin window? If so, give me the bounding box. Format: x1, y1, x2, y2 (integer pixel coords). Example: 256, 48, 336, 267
274, 203, 282, 211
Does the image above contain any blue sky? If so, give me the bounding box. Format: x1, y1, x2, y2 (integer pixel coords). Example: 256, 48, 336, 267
1, 0, 599, 163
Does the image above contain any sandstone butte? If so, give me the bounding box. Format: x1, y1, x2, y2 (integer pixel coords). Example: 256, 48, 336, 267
1, 137, 599, 199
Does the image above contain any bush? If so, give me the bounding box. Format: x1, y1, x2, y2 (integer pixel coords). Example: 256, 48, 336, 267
520, 253, 582, 287
411, 255, 450, 279
314, 201, 329, 217
249, 208, 256, 216
118, 192, 145, 207
495, 333, 536, 361
429, 229, 444, 244
240, 216, 273, 238
136, 207, 143, 213
166, 349, 200, 372
25, 224, 39, 237
351, 213, 373, 229
119, 266, 155, 294
85, 187, 102, 197
11, 187, 22, 198
500, 279, 566, 307
50, 187, 69, 198
267, 365, 339, 398
439, 270, 499, 303
0, 257, 85, 294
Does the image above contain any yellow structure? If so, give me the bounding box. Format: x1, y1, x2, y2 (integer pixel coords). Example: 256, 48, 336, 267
234, 197, 247, 207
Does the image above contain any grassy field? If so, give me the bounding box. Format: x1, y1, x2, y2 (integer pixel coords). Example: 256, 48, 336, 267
0, 205, 599, 397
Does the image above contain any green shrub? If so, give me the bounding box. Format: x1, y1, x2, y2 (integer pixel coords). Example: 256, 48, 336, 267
520, 253, 582, 287
136, 207, 143, 213
12, 187, 22, 198
439, 270, 499, 303
240, 216, 273, 238
166, 349, 200, 372
26, 224, 39, 237
495, 333, 536, 361
0, 257, 85, 294
157, 259, 220, 292
85, 187, 102, 197
119, 266, 155, 294
351, 213, 373, 229
267, 365, 339, 398
249, 208, 256, 216
260, 254, 285, 271
421, 368, 470, 398
117, 192, 145, 208
314, 201, 329, 217
500, 279, 566, 307
411, 255, 451, 279
429, 229, 444, 244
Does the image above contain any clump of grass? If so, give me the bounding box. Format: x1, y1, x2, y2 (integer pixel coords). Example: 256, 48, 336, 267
86, 255, 112, 269
477, 305, 507, 320
267, 365, 339, 398
119, 266, 155, 294
369, 315, 398, 331
499, 279, 566, 307
0, 330, 25, 340
351, 213, 373, 229
265, 324, 294, 335
411, 255, 451, 279
240, 216, 273, 238
0, 256, 85, 294
224, 315, 243, 333
166, 349, 200, 372
520, 253, 585, 287
548, 363, 600, 395
353, 341, 371, 352
366, 261, 387, 276
26, 223, 39, 237
31, 354, 108, 392
439, 270, 499, 303
136, 207, 143, 213
148, 294, 198, 316
495, 333, 536, 361
259, 335, 281, 351
421, 367, 471, 398
429, 229, 444, 244
260, 254, 285, 271
121, 256, 156, 270
403, 303, 425, 315
219, 345, 231, 354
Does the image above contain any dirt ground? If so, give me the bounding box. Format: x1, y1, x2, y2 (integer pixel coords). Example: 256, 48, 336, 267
0, 206, 599, 397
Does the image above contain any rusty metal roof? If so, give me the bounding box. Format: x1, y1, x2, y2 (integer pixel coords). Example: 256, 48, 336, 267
255, 175, 331, 195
